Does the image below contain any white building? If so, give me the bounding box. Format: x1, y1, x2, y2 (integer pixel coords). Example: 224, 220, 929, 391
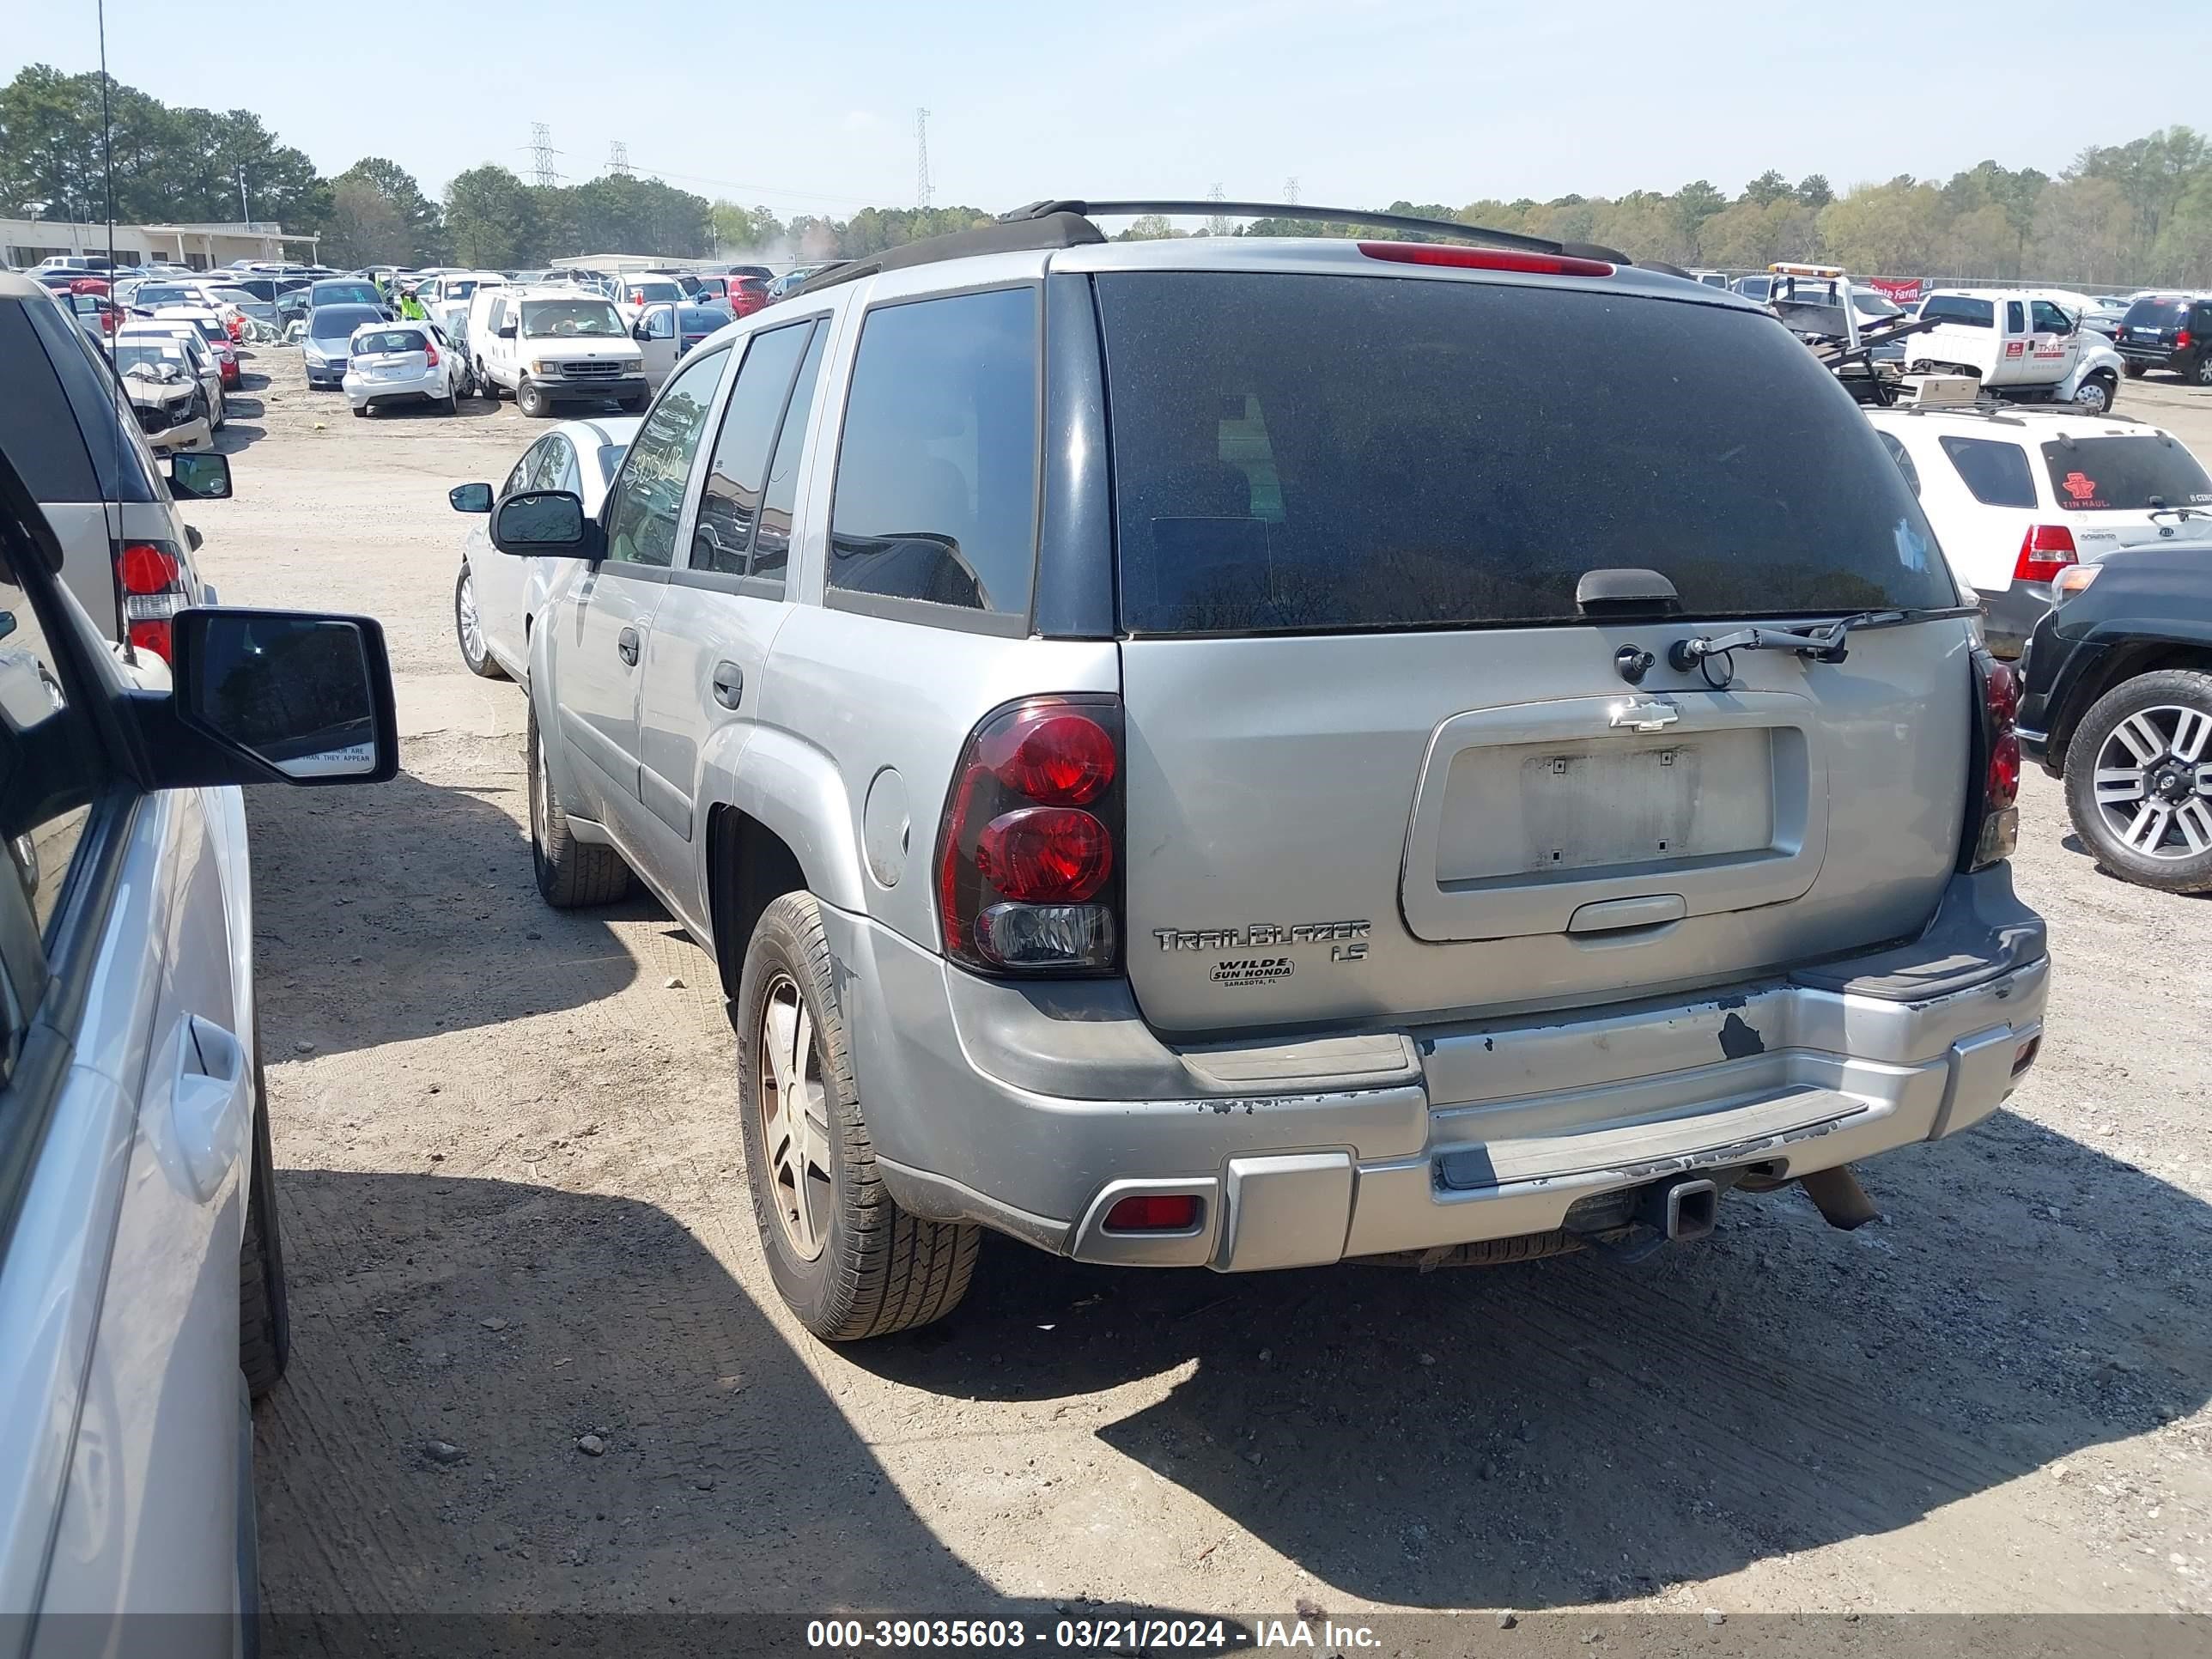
1, 217, 320, 270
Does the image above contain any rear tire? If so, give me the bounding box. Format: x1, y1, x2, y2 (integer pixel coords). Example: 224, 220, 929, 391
2124, 361, 2147, 379
2196, 355, 2212, 387
454, 563, 504, 679
734, 893, 979, 1340
517, 376, 551, 419
239, 1020, 290, 1399
527, 702, 631, 907
352, 403, 368, 418
620, 394, 648, 414
2064, 669, 2212, 894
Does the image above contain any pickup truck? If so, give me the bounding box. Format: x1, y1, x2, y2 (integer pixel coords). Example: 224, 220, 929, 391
1906, 288, 2124, 411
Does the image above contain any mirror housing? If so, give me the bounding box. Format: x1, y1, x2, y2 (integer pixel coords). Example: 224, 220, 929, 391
168, 451, 233, 501
129, 608, 400, 789
449, 482, 493, 514
496, 322, 518, 339
491, 489, 602, 560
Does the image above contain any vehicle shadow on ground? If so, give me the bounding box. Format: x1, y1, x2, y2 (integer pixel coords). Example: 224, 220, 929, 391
850, 1111, 2212, 1608
254, 1170, 1214, 1651
215, 416, 268, 454
245, 769, 655, 1056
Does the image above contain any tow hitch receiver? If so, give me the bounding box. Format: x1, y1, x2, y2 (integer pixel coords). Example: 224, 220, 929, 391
1637, 1176, 1719, 1243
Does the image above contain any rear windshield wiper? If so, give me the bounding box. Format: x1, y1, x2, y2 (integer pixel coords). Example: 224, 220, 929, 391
1669, 604, 1980, 672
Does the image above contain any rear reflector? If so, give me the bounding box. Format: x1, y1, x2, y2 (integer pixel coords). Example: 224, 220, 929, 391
2012, 1036, 2041, 1075
1104, 1194, 1199, 1232
1357, 241, 1615, 278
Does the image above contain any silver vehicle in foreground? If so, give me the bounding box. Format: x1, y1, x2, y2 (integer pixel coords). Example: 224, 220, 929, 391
490, 200, 2050, 1340
0, 446, 399, 1643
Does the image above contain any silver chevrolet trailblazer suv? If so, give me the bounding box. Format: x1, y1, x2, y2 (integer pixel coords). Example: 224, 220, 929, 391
489, 200, 2050, 1340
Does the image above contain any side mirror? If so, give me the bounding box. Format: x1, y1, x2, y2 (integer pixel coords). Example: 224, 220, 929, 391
496, 322, 518, 339
492, 489, 602, 560
450, 482, 494, 514
633, 319, 651, 340
153, 609, 399, 787
169, 451, 233, 500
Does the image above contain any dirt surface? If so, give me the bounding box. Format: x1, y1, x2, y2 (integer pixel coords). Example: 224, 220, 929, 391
187, 349, 2212, 1632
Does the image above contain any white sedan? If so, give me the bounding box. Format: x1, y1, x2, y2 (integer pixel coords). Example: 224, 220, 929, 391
342, 321, 461, 416
447, 417, 640, 681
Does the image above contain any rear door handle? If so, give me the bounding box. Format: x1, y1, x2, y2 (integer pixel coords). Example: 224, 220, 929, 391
617, 626, 640, 666
712, 661, 744, 709
171, 1015, 250, 1203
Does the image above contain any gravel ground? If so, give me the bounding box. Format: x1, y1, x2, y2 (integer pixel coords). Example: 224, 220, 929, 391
187, 349, 2212, 1636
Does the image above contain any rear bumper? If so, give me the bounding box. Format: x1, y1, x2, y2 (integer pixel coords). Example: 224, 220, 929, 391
343, 369, 443, 407
828, 867, 2049, 1271
1980, 578, 2052, 659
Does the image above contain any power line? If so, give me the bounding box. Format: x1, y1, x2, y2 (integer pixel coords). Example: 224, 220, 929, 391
615, 160, 896, 210
915, 108, 932, 211
608, 141, 633, 179
528, 122, 562, 189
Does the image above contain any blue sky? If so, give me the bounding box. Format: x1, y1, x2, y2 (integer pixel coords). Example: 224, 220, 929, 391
10, 0, 2207, 222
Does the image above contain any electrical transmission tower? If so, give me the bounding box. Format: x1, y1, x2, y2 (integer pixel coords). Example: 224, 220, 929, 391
608, 141, 633, 179
528, 123, 562, 188
1206, 181, 1231, 237
1284, 176, 1299, 205
915, 108, 932, 210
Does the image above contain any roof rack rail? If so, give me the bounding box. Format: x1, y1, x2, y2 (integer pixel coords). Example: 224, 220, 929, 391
795, 198, 1637, 299
1000, 198, 1631, 264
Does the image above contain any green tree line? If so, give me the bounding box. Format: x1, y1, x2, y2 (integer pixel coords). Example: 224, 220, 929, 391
7, 64, 2209, 285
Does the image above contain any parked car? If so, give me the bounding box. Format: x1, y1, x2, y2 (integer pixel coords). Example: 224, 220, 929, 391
2113, 293, 2212, 385
2020, 544, 2212, 890
122, 279, 204, 312
305, 276, 390, 317
65, 289, 125, 342
1729, 272, 1773, 301
201, 283, 282, 333
420, 270, 504, 338
487, 209, 2045, 1340
619, 276, 686, 313
469, 286, 651, 416
723, 264, 773, 285
111, 338, 215, 454
148, 307, 241, 389
728, 276, 770, 319
342, 320, 461, 416
301, 302, 388, 388
678, 302, 733, 356
0, 274, 219, 654
764, 263, 846, 301
116, 320, 228, 431
0, 440, 399, 1650
447, 416, 640, 680
1866, 404, 2212, 656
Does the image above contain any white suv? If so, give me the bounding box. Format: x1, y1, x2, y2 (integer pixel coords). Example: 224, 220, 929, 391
1868, 404, 2212, 655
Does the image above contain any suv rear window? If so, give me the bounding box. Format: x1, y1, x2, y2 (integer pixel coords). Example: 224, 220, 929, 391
2040, 436, 2212, 512
1922, 295, 1995, 327
1095, 272, 1953, 635
2123, 298, 2188, 329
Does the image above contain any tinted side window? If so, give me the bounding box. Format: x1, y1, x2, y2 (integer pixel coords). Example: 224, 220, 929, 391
690, 321, 814, 577
2004, 301, 2026, 333
1876, 431, 1921, 497
828, 289, 1039, 617
0, 528, 108, 941
750, 326, 830, 592
13, 301, 158, 505
603, 348, 726, 568
1939, 436, 2037, 508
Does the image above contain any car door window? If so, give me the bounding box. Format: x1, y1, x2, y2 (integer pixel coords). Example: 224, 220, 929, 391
827, 287, 1040, 617
529, 435, 574, 495
2004, 301, 2026, 334
641, 306, 676, 343
602, 348, 728, 568
1876, 431, 1921, 497
750, 325, 829, 593
501, 440, 544, 500
2029, 301, 2070, 334
690, 320, 816, 578
1938, 435, 2037, 508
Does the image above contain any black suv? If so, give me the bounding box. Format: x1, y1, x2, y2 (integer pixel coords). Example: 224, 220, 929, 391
2116, 293, 2212, 385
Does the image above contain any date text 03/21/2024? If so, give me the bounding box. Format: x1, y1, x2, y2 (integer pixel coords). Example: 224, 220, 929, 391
803, 1620, 1379, 1651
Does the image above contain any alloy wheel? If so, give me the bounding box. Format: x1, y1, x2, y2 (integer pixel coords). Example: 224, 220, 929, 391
456, 570, 485, 667
757, 972, 832, 1261
2092, 704, 2212, 859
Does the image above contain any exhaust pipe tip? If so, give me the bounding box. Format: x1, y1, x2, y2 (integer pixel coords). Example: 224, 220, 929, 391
1797, 1165, 1881, 1231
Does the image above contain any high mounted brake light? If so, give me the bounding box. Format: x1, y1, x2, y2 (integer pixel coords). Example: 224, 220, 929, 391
1356, 242, 1616, 278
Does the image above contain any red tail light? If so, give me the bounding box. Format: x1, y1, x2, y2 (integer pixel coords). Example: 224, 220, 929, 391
2013, 524, 2077, 584
116, 539, 186, 665
422, 336, 440, 367
937, 697, 1122, 973
1104, 1194, 1199, 1232
226, 315, 241, 340
2178, 328, 2193, 350
1358, 240, 1616, 278
1963, 651, 2020, 870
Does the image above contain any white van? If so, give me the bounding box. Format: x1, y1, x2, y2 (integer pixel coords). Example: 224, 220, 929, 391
467, 284, 652, 418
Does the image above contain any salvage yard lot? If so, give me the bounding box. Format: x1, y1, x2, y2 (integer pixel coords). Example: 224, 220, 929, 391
196, 356, 2212, 1626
